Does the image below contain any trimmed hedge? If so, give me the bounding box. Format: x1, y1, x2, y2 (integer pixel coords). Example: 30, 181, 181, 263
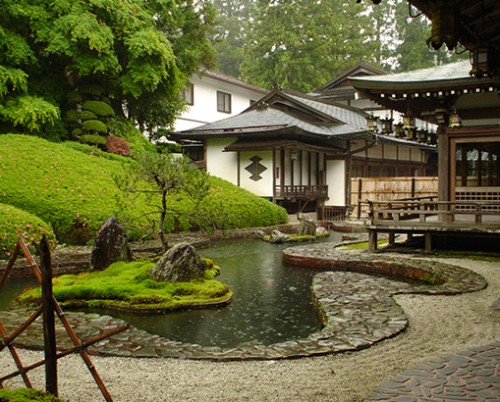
0, 134, 288, 247
0, 203, 57, 259
83, 100, 115, 117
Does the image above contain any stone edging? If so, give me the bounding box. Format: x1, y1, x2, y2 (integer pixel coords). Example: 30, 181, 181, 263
1, 245, 487, 361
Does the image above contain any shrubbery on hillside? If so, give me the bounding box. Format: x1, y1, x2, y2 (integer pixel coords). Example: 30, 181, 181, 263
0, 203, 57, 259
0, 134, 287, 252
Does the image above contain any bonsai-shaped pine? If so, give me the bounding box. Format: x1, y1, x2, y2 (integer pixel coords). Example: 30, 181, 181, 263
114, 152, 210, 252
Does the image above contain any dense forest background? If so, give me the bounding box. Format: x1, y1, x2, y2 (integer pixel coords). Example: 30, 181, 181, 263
211, 0, 466, 92
0, 0, 466, 141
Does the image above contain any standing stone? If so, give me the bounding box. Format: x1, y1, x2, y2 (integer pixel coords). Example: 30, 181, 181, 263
90, 217, 132, 270
150, 243, 207, 283
297, 213, 316, 236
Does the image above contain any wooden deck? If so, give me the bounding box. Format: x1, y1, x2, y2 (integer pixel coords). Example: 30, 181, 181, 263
365, 200, 500, 251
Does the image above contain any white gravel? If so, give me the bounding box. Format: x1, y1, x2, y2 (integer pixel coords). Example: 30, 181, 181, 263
1, 257, 499, 402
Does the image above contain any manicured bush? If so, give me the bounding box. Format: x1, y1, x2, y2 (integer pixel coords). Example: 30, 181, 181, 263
80, 133, 107, 146
79, 110, 97, 120
82, 119, 108, 134
0, 203, 57, 259
83, 100, 115, 117
0, 134, 287, 245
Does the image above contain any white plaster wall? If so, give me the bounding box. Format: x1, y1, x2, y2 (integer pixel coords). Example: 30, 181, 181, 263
206, 138, 238, 184
326, 159, 346, 206
175, 73, 266, 131
240, 151, 273, 197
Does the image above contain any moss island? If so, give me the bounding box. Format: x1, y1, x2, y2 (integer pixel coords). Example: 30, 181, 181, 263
18, 259, 232, 313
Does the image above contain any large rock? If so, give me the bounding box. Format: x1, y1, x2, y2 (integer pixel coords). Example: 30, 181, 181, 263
268, 229, 290, 244
297, 213, 316, 236
90, 217, 132, 270
150, 242, 207, 283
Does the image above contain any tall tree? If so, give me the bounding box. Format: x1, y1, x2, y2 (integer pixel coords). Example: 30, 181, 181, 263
0, 0, 216, 139
211, 0, 255, 78
239, 0, 376, 92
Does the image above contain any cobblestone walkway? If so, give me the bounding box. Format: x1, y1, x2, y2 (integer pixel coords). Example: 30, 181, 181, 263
364, 342, 500, 401
0, 246, 487, 362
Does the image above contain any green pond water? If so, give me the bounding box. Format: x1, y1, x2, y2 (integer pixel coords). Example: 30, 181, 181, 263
0, 235, 342, 348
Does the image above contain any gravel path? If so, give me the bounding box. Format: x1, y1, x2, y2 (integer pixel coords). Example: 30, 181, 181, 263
1, 257, 499, 402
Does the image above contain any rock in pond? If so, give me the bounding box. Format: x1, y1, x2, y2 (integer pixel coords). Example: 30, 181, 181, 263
150, 242, 207, 283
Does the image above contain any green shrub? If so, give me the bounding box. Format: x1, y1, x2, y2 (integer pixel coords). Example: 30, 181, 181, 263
0, 135, 287, 245
80, 133, 107, 146
71, 128, 83, 136
83, 100, 115, 117
107, 118, 155, 155
82, 119, 108, 134
66, 109, 80, 122
79, 110, 97, 120
0, 203, 57, 259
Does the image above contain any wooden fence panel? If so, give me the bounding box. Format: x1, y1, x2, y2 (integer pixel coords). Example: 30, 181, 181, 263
351, 177, 438, 219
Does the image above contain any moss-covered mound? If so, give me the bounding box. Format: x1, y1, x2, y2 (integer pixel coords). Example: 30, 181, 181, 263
0, 203, 57, 259
0, 134, 288, 251
0, 389, 64, 402
18, 260, 232, 312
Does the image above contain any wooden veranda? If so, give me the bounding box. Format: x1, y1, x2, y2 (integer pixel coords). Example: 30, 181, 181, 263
365, 199, 500, 252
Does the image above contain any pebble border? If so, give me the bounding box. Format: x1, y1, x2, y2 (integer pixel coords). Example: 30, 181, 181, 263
1, 244, 488, 361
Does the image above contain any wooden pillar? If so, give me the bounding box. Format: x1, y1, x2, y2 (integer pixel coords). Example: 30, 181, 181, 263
368, 230, 378, 251
437, 125, 450, 222
40, 236, 57, 397
424, 233, 432, 252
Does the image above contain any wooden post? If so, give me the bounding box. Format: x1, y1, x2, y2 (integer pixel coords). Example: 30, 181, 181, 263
40, 235, 58, 397
368, 230, 378, 251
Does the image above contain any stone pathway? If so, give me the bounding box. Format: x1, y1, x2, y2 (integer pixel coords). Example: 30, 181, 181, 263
364, 342, 500, 401
0, 245, 487, 362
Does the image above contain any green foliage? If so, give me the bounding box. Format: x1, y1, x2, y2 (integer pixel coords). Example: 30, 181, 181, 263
0, 95, 60, 132
0, 134, 287, 245
201, 177, 289, 230
0, 0, 216, 139
0, 388, 64, 402
82, 100, 115, 117
79, 110, 97, 120
79, 133, 107, 146
236, 0, 374, 91
0, 134, 127, 243
0, 203, 56, 259
115, 152, 211, 250
19, 260, 232, 312
82, 119, 108, 134
107, 118, 155, 155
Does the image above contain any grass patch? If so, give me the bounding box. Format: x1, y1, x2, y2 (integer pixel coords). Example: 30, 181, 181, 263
0, 388, 64, 401
17, 260, 232, 312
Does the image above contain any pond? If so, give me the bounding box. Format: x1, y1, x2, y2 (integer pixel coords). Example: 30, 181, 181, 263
1, 234, 342, 348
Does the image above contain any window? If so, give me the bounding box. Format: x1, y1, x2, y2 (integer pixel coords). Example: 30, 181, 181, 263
180, 82, 194, 105
455, 141, 500, 187
217, 91, 231, 113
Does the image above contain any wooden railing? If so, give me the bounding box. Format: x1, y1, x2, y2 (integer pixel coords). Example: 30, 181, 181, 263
318, 205, 349, 221
365, 199, 500, 226
275, 184, 328, 200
